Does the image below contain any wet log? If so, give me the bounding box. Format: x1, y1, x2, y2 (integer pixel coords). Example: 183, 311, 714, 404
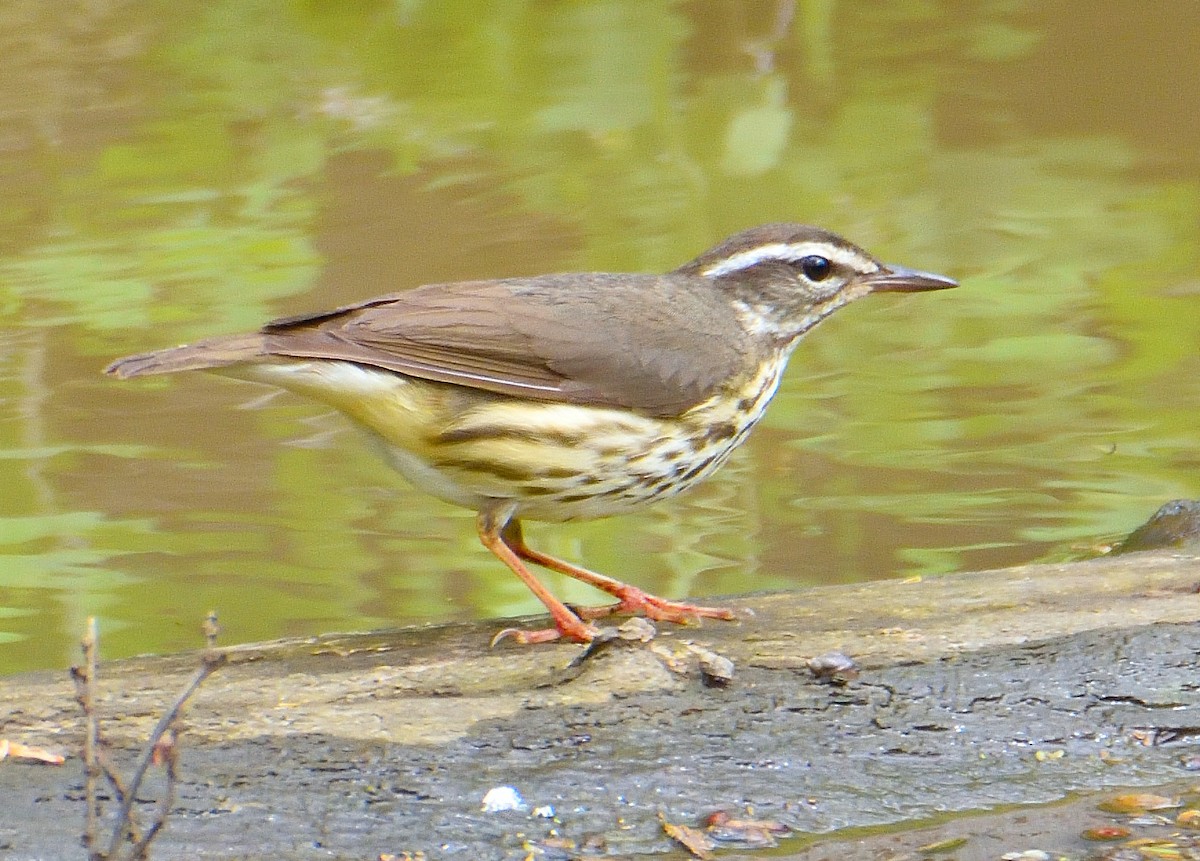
2, 549, 1198, 859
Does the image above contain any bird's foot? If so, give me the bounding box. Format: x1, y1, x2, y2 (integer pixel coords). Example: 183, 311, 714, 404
490, 616, 600, 646
575, 588, 737, 625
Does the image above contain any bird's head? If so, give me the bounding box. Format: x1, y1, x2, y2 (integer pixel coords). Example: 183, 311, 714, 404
676, 223, 957, 342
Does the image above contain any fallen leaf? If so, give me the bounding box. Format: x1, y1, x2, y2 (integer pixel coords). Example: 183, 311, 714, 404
1176, 809, 1200, 828
0, 739, 66, 766
1081, 826, 1130, 841
1097, 793, 1180, 814
917, 836, 969, 853
703, 809, 789, 848
660, 813, 716, 859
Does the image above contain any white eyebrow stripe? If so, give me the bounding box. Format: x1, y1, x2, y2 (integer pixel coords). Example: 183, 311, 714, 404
701, 241, 872, 278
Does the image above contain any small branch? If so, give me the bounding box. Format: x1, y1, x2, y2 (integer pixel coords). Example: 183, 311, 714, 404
95, 749, 141, 847
128, 725, 179, 860
203, 610, 219, 649
71, 613, 226, 861
103, 620, 227, 860
70, 617, 102, 859
96, 748, 132, 805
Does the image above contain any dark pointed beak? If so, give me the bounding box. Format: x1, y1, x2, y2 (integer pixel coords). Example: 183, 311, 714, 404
866, 264, 958, 293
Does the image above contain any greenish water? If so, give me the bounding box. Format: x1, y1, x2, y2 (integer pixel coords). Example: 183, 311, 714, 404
0, 1, 1196, 674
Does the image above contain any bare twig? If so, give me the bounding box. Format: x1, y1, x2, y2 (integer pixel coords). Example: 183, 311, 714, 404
203, 610, 219, 649
96, 748, 133, 809
103, 639, 226, 860
128, 726, 179, 860
72, 613, 226, 861
70, 617, 102, 859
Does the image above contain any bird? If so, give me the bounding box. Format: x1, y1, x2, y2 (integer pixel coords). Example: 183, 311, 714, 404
107, 223, 956, 645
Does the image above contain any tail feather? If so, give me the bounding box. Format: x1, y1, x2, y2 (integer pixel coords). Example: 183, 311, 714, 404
105, 332, 269, 379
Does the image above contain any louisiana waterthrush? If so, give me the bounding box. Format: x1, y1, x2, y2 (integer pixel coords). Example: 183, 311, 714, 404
107, 223, 955, 645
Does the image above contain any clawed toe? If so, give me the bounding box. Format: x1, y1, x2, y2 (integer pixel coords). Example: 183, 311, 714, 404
575, 589, 736, 625
490, 620, 600, 647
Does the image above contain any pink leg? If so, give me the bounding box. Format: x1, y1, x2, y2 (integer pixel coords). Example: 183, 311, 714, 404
478, 506, 599, 645
503, 520, 736, 625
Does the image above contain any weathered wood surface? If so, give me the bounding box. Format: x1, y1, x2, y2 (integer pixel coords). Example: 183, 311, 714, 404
2, 550, 1199, 859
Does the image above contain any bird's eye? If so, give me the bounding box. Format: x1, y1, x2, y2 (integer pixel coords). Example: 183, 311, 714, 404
800, 255, 831, 281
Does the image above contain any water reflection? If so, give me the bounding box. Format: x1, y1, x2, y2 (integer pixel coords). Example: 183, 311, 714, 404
0, 0, 1197, 673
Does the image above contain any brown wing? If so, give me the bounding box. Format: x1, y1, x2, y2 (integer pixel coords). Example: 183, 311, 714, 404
259, 273, 750, 417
